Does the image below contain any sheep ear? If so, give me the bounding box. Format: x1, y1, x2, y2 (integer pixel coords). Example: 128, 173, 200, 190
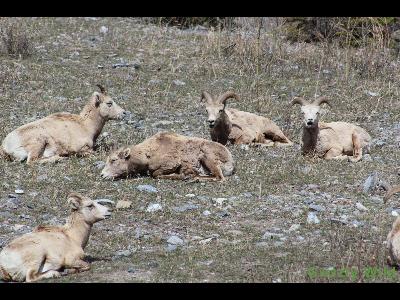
122, 148, 131, 159
93, 92, 101, 107
201, 91, 214, 103
67, 193, 83, 210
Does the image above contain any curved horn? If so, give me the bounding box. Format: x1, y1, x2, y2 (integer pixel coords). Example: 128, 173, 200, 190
96, 84, 107, 95
291, 97, 308, 106
384, 185, 400, 203
312, 96, 331, 107
217, 91, 239, 105
94, 199, 115, 205
201, 91, 214, 103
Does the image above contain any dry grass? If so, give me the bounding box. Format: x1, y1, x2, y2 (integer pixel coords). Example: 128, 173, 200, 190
0, 17, 399, 283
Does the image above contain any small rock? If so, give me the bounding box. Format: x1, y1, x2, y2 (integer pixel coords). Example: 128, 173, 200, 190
307, 212, 320, 224
309, 204, 325, 212
355, 202, 368, 211
146, 203, 162, 212
167, 235, 184, 246
288, 224, 301, 232
127, 267, 136, 273
185, 194, 196, 198
212, 198, 227, 207
363, 172, 378, 194
202, 210, 211, 216
262, 231, 284, 240
240, 145, 249, 151
15, 189, 24, 194
13, 224, 25, 231
100, 26, 108, 34
137, 185, 158, 193
114, 250, 131, 258
173, 204, 199, 212
8, 194, 17, 199
172, 79, 185, 86
116, 200, 132, 209
392, 211, 399, 217
166, 244, 178, 252
37, 174, 48, 181
366, 90, 379, 97
199, 236, 216, 245
216, 211, 230, 218
94, 161, 106, 169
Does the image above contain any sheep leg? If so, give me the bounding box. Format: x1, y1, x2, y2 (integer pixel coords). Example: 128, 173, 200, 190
63, 259, 90, 274
26, 269, 61, 282
251, 142, 274, 148
349, 132, 363, 162
26, 143, 46, 165
37, 155, 68, 164
200, 156, 224, 181
324, 148, 348, 160
264, 127, 293, 146
78, 145, 95, 157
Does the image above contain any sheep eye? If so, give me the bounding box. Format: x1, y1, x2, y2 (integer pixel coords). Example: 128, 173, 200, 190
111, 158, 116, 163
106, 102, 113, 107
88, 204, 95, 208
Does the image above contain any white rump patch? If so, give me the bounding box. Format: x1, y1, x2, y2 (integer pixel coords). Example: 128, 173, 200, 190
2, 131, 28, 161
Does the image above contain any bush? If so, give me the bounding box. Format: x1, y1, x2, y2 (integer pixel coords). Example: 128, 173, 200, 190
282, 17, 400, 47
0, 23, 32, 59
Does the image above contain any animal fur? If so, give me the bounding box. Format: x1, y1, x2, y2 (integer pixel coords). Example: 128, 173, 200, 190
101, 132, 235, 181
291, 96, 371, 162
201, 91, 293, 147
0, 193, 111, 282
0, 85, 127, 164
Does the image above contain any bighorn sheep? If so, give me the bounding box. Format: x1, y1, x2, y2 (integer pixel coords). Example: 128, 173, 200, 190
0, 85, 128, 164
201, 91, 293, 147
101, 132, 235, 181
384, 186, 400, 267
0, 193, 111, 282
291, 96, 371, 162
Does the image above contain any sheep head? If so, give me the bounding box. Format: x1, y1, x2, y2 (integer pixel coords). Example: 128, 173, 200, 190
91, 85, 128, 121
201, 91, 239, 128
67, 193, 111, 224
101, 147, 148, 180
291, 96, 331, 129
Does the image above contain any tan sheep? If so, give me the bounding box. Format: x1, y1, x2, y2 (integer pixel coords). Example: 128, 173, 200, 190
0, 193, 111, 282
101, 132, 235, 181
291, 96, 371, 162
201, 91, 293, 147
384, 186, 400, 267
0, 85, 128, 164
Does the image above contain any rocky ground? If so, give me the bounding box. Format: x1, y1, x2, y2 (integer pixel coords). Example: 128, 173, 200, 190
0, 17, 399, 282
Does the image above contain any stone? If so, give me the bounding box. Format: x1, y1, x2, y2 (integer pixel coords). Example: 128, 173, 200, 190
355, 202, 368, 211
15, 189, 24, 194
202, 210, 211, 216
262, 231, 284, 240
137, 185, 158, 193
309, 204, 325, 212
167, 235, 184, 246
116, 200, 132, 209
307, 212, 320, 224
146, 203, 162, 212
173, 204, 199, 212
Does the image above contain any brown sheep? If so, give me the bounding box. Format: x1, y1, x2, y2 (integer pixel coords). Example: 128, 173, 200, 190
101, 132, 235, 181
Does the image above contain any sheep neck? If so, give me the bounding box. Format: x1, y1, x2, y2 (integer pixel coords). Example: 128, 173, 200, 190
64, 212, 92, 249
302, 125, 320, 154
80, 103, 106, 141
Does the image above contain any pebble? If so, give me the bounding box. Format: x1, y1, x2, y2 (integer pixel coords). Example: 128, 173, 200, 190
202, 210, 211, 216
392, 211, 399, 217
166, 244, 178, 252
15, 189, 24, 195
114, 250, 132, 258
146, 203, 162, 212
137, 185, 158, 193
262, 231, 284, 240
212, 198, 227, 207
216, 211, 230, 218
167, 235, 184, 246
173, 204, 199, 212
100, 26, 108, 34
116, 200, 132, 209
127, 267, 136, 273
309, 204, 325, 212
288, 224, 301, 232
355, 202, 368, 211
172, 79, 185, 86
363, 172, 378, 194
307, 212, 320, 224
94, 161, 106, 169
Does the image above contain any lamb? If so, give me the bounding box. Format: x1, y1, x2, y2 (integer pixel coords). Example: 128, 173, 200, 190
101, 132, 235, 181
0, 193, 111, 282
291, 96, 371, 162
201, 91, 293, 147
0, 85, 128, 164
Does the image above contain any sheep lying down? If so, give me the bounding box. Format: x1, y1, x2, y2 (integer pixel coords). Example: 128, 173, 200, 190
101, 132, 235, 181
201, 91, 293, 147
0, 85, 127, 164
292, 96, 371, 162
0, 193, 111, 282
